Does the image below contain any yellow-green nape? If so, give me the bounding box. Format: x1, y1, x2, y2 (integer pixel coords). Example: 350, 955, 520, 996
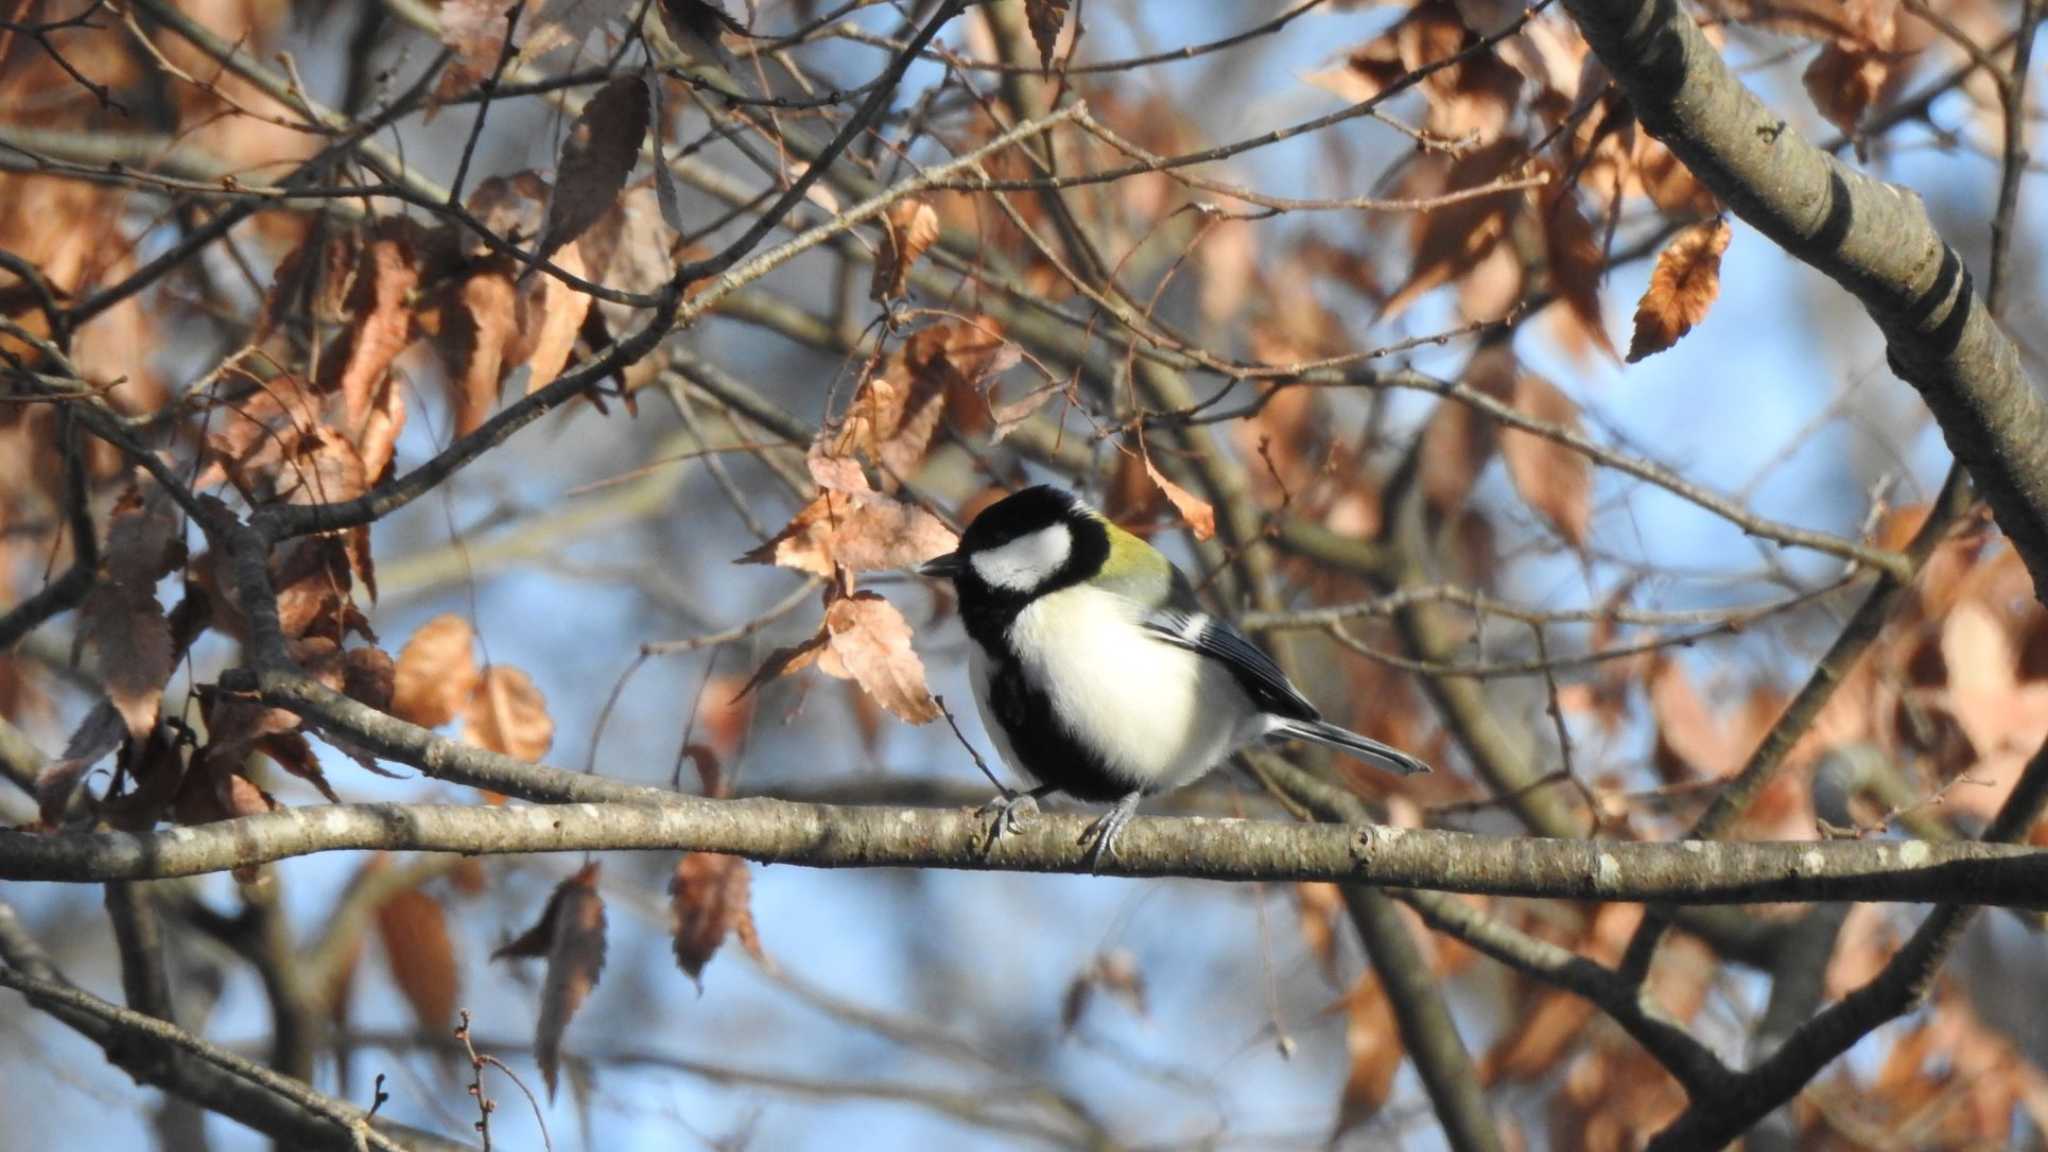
1102, 520, 1169, 574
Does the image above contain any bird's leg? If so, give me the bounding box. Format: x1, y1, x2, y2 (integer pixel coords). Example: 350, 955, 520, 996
1080, 791, 1145, 872
977, 783, 1053, 853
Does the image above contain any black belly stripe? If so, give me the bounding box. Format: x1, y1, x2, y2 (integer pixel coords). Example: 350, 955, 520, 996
985, 657, 1139, 802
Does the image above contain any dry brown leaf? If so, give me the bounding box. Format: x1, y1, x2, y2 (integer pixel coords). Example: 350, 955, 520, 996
376, 886, 460, 1032
466, 171, 550, 253
1296, 882, 1345, 985
739, 489, 958, 577
1141, 454, 1216, 541
1627, 218, 1731, 363
199, 374, 325, 496
1333, 974, 1403, 1139
657, 0, 743, 67
870, 199, 940, 302
1023, 0, 1071, 69
670, 852, 764, 985
1500, 373, 1592, 548
105, 486, 184, 596
83, 582, 173, 741
538, 77, 651, 263
343, 646, 397, 714
492, 862, 606, 1100
1543, 191, 1617, 361
517, 242, 591, 392
258, 731, 339, 803
817, 592, 941, 725
1419, 340, 1515, 518
392, 615, 480, 728
441, 267, 520, 436
276, 427, 369, 509
356, 371, 407, 486
317, 218, 426, 431
733, 630, 829, 701
1382, 139, 1524, 320
33, 700, 126, 826
1649, 656, 1735, 781
269, 537, 370, 644
1803, 40, 1888, 138
463, 665, 555, 762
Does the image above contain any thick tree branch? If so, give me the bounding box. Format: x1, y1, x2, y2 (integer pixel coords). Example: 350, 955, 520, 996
1560, 0, 2048, 594
8, 798, 2048, 904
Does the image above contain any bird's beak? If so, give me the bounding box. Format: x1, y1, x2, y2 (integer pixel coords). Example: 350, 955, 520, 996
918, 551, 965, 579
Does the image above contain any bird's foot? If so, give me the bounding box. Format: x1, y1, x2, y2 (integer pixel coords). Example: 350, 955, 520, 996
1079, 792, 1144, 873
976, 787, 1042, 854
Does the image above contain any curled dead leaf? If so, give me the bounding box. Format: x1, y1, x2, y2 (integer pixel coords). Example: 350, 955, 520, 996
538, 77, 651, 263
377, 886, 460, 1032
1023, 0, 1071, 69
670, 852, 764, 985
462, 665, 554, 762
870, 199, 940, 302
740, 488, 958, 577
817, 591, 941, 725
493, 862, 607, 1099
1141, 453, 1216, 541
1627, 218, 1731, 363
1500, 373, 1593, 549
392, 614, 480, 728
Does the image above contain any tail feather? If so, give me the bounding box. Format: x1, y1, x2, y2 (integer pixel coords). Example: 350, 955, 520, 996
1269, 719, 1431, 776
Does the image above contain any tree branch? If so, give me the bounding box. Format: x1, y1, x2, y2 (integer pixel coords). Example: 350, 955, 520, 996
1559, 0, 2048, 594
8, 798, 2048, 903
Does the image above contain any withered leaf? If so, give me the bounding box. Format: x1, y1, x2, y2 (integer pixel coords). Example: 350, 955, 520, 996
83, 582, 173, 740
318, 218, 426, 432
356, 370, 407, 484
657, 0, 744, 67
465, 171, 549, 254
392, 614, 480, 728
517, 242, 592, 393
1381, 139, 1523, 321
271, 537, 370, 643
462, 665, 555, 762
1333, 975, 1402, 1139
493, 863, 607, 1100
817, 591, 941, 725
1141, 454, 1217, 542
869, 198, 940, 302
377, 885, 460, 1032
1023, 0, 1071, 70
1543, 191, 1617, 361
105, 486, 184, 596
733, 629, 828, 701
538, 76, 651, 264
1420, 340, 1513, 518
739, 489, 958, 577
440, 267, 520, 436
34, 699, 127, 825
670, 852, 763, 985
1627, 217, 1731, 363
1803, 40, 1888, 138
1500, 373, 1592, 549
258, 730, 339, 803
343, 646, 397, 713
276, 427, 368, 508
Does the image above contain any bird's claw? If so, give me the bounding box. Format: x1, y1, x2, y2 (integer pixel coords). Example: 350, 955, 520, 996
1079, 793, 1142, 873
976, 789, 1040, 853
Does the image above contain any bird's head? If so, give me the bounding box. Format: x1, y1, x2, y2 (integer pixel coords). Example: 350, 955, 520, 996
919, 485, 1112, 599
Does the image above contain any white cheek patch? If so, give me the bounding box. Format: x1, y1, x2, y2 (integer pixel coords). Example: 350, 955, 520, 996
971, 523, 1073, 591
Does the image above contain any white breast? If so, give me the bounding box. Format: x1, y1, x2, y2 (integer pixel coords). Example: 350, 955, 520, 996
996, 585, 1255, 793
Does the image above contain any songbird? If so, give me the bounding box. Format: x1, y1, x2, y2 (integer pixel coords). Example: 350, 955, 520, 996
918, 485, 1429, 866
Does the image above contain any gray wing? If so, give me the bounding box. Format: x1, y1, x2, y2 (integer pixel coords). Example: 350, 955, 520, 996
1141, 606, 1320, 722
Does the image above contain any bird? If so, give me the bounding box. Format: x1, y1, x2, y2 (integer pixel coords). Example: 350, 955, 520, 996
917, 484, 1429, 867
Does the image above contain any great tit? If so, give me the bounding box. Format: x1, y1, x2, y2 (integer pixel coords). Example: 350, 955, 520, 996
919, 485, 1429, 866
